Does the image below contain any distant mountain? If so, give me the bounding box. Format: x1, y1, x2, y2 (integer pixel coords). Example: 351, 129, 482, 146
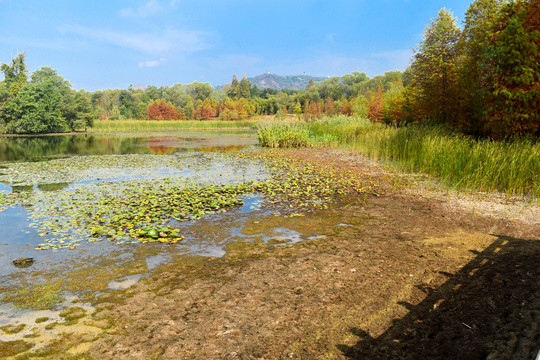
247, 73, 327, 91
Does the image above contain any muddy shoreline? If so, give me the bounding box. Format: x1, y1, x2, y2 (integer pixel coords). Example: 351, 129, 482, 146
2, 148, 539, 359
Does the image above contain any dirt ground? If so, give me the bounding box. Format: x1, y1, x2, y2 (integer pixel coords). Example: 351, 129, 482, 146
5, 149, 540, 359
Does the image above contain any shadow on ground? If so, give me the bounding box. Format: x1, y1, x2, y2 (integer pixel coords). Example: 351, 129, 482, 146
338, 235, 540, 360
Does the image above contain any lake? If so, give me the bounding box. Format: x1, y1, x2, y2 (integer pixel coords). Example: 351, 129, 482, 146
0, 130, 328, 332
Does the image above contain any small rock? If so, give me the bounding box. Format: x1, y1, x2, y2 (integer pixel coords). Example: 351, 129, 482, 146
13, 257, 34, 268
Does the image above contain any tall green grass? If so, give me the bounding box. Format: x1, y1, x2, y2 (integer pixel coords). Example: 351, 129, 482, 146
257, 122, 311, 148
259, 116, 540, 198
92, 119, 256, 132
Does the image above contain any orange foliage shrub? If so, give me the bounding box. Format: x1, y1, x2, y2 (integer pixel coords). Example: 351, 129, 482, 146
147, 100, 182, 120
368, 87, 384, 122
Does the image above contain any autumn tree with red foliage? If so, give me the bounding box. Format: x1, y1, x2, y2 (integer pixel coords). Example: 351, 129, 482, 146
368, 87, 384, 122
325, 97, 335, 115
146, 100, 182, 120
309, 101, 323, 119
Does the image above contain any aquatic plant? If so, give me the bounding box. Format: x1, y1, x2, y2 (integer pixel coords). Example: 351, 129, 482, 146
0, 192, 7, 212
31, 181, 251, 249
256, 122, 310, 148
311, 118, 540, 198
9, 149, 380, 251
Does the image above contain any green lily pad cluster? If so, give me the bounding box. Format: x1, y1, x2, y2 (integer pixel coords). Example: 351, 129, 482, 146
0, 153, 266, 187
2, 148, 380, 251
0, 192, 7, 212
30, 180, 254, 250
237, 150, 380, 208
0, 191, 25, 213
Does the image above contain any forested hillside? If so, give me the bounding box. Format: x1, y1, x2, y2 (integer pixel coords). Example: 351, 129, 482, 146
247, 74, 327, 91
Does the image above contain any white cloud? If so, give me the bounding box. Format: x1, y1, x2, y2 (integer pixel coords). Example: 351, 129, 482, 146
138, 58, 167, 68
59, 25, 211, 54
119, 0, 163, 18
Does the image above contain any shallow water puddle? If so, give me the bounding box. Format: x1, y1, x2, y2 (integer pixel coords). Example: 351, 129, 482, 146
0, 297, 95, 342
108, 274, 146, 290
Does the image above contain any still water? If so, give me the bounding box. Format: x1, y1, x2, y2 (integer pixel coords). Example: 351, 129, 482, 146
0, 130, 258, 162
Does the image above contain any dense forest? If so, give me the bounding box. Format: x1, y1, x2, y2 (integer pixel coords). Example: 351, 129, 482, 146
0, 0, 538, 138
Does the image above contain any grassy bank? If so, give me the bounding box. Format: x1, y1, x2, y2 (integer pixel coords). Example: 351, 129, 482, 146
91, 119, 256, 132
258, 116, 540, 198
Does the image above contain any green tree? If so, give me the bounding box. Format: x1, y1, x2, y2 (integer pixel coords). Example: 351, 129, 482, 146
342, 71, 369, 97
485, 0, 540, 138
61, 90, 94, 130
118, 89, 135, 118
351, 95, 369, 118
239, 74, 251, 98
145, 85, 163, 101
184, 96, 194, 120
110, 105, 121, 120
293, 102, 302, 119
164, 84, 189, 108
31, 66, 94, 131
1, 53, 28, 97
185, 82, 213, 102
317, 77, 345, 100
228, 74, 240, 98
410, 9, 461, 124
459, 0, 503, 133
136, 102, 147, 119
0, 82, 10, 129
31, 66, 70, 91
6, 80, 66, 134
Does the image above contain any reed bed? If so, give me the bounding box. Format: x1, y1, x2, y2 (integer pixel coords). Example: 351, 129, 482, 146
256, 122, 311, 148
260, 116, 540, 198
92, 120, 256, 132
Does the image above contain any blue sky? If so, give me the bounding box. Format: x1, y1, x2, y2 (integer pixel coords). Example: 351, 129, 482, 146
0, 0, 472, 91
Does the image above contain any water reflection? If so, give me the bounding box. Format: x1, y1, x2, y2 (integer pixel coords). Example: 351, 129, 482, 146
0, 131, 257, 162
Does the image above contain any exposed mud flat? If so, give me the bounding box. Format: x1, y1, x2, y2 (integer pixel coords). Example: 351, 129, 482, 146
1, 148, 539, 359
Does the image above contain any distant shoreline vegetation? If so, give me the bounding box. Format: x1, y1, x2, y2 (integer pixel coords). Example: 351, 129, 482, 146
91, 119, 256, 132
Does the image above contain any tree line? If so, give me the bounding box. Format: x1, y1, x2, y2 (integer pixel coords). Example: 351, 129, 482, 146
85, 70, 403, 123
0, 0, 537, 137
